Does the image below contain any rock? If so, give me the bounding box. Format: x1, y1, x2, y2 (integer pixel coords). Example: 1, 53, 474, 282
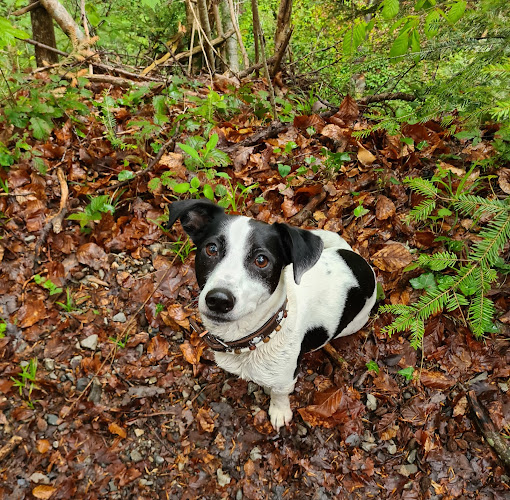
109, 480, 118, 492
399, 464, 418, 477
217, 468, 231, 487
134, 428, 144, 437
46, 414, 59, 426
44, 358, 55, 371
112, 312, 127, 323
361, 441, 377, 452
247, 382, 258, 395
70, 355, 83, 369
80, 334, 98, 350
24, 235, 36, 243
387, 441, 397, 455
250, 447, 262, 461
88, 377, 102, 403
130, 449, 143, 463
76, 377, 89, 392
498, 382, 508, 392
296, 424, 308, 437
366, 393, 377, 411
155, 455, 165, 465
29, 472, 50, 484
407, 449, 417, 463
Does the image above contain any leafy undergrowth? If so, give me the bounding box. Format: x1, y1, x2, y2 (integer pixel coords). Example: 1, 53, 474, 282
0, 76, 509, 499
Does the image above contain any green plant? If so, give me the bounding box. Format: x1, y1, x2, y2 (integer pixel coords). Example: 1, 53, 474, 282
109, 333, 130, 349
354, 200, 370, 218
214, 173, 260, 211
0, 318, 6, 338
381, 191, 510, 347
56, 288, 80, 313
177, 133, 230, 171
0, 177, 7, 194
34, 275, 63, 296
168, 236, 195, 262
366, 360, 380, 374
11, 358, 38, 398
398, 366, 415, 381
67, 193, 121, 232
155, 303, 165, 315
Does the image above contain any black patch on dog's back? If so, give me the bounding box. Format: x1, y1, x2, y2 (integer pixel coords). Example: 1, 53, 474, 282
334, 249, 375, 336
295, 326, 330, 377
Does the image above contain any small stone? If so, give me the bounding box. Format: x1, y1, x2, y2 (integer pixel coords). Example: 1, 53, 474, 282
361, 441, 377, 452
407, 449, 417, 463
387, 441, 397, 455
250, 447, 262, 461
296, 424, 308, 437
172, 332, 183, 341
399, 464, 418, 477
155, 455, 165, 465
135, 344, 144, 357
98, 269, 105, 279
109, 480, 118, 492
112, 312, 127, 323
498, 382, 508, 392
403, 392, 412, 399
366, 394, 377, 411
221, 382, 231, 395
76, 377, 89, 392
70, 356, 82, 369
468, 372, 488, 385
130, 449, 143, 463
46, 414, 59, 426
29, 472, 49, 484
345, 433, 361, 447
236, 490, 243, 500
49, 373, 58, 380
148, 377, 157, 385
44, 359, 55, 371
247, 382, 258, 395
80, 334, 98, 350
193, 384, 201, 392
24, 235, 36, 243
182, 389, 190, 399
52, 441, 59, 449
134, 428, 144, 438
217, 468, 231, 487
88, 377, 102, 403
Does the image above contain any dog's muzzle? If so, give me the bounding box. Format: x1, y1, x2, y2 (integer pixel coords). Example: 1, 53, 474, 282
205, 288, 235, 314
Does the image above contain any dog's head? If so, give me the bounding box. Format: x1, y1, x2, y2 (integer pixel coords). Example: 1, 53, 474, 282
167, 199, 324, 323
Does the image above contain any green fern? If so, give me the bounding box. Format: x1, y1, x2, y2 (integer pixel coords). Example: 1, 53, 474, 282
381, 192, 509, 347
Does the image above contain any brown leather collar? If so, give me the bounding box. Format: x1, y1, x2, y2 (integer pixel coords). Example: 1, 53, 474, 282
189, 299, 288, 354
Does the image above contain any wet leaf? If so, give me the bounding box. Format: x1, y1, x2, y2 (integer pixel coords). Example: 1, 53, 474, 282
376, 195, 396, 220
180, 340, 204, 365
76, 242, 107, 270
372, 243, 413, 272
147, 335, 169, 362
36, 439, 51, 454
32, 485, 56, 499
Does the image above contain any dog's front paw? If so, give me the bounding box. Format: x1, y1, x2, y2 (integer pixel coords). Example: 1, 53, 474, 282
269, 396, 293, 431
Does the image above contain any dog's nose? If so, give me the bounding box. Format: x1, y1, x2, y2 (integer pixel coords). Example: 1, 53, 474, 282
205, 288, 235, 314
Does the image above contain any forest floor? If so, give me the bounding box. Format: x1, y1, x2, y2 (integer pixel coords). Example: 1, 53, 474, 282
0, 75, 509, 499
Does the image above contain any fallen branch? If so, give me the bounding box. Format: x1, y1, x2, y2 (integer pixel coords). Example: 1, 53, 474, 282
171, 29, 235, 63
289, 191, 327, 226
467, 389, 510, 469
359, 92, 416, 105
323, 343, 345, 369
221, 120, 289, 154
95, 136, 176, 194
0, 436, 23, 463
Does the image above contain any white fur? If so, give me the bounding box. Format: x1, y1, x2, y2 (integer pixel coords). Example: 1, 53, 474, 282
198, 217, 377, 430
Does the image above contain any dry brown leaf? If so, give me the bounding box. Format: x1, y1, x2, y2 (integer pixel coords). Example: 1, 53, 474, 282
108, 422, 127, 439
281, 197, 299, 218
197, 408, 215, 433
320, 124, 348, 148
180, 340, 204, 365
498, 168, 510, 194
76, 243, 107, 270
371, 243, 413, 272
17, 297, 48, 329
147, 335, 169, 362
357, 146, 376, 166
335, 95, 359, 123
419, 369, 455, 389
453, 396, 468, 417
32, 485, 56, 499
160, 304, 191, 330
36, 439, 51, 454
375, 195, 396, 220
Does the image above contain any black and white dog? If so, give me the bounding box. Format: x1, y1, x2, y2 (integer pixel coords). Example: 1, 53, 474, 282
167, 199, 377, 430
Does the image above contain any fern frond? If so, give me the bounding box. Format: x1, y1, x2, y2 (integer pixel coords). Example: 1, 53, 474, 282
454, 195, 509, 219
409, 320, 425, 349
409, 198, 436, 222
418, 251, 457, 271
446, 291, 469, 312
469, 211, 510, 268
468, 294, 496, 338
404, 177, 439, 198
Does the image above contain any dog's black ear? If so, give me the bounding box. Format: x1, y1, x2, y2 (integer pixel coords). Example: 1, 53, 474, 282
167, 199, 225, 242
274, 223, 324, 284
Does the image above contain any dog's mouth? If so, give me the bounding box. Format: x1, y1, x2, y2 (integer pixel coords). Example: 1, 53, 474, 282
201, 310, 233, 324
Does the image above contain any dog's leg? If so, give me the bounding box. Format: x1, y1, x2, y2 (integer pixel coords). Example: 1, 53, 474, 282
269, 384, 294, 430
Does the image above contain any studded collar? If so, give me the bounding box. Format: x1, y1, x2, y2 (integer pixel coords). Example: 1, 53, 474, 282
189, 299, 288, 354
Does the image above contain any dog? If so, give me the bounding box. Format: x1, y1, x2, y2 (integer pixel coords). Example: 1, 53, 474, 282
167, 199, 377, 430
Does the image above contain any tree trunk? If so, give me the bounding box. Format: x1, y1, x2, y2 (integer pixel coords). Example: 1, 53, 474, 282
274, 0, 292, 54
220, 0, 239, 72
39, 0, 86, 48
196, 0, 215, 70
30, 0, 59, 66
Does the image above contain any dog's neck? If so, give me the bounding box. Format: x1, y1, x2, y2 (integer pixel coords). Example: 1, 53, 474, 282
201, 279, 288, 343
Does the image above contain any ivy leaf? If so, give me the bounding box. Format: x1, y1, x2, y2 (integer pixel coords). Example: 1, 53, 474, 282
381, 0, 399, 20
389, 30, 409, 58
118, 170, 135, 181
398, 367, 415, 381
278, 164, 291, 177
410, 272, 437, 290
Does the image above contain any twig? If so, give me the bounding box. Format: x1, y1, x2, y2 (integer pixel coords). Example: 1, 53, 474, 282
10, 1, 40, 16
33, 167, 69, 266
359, 92, 416, 105
95, 135, 176, 194
322, 343, 345, 369
289, 191, 327, 226
0, 436, 23, 463
467, 389, 510, 469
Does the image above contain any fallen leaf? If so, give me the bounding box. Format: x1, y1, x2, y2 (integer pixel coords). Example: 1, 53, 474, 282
147, 335, 169, 362
453, 396, 468, 417
420, 369, 455, 389
180, 340, 204, 365
498, 168, 510, 194
108, 422, 127, 439
36, 439, 51, 454
17, 297, 48, 329
32, 485, 56, 499
371, 243, 413, 272
76, 242, 107, 270
357, 146, 376, 166
335, 95, 359, 123
197, 408, 215, 432
375, 195, 396, 220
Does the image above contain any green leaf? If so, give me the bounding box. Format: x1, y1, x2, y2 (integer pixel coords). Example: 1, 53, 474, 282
366, 361, 380, 374
178, 143, 201, 162
410, 29, 420, 62
447, 0, 466, 24
140, 0, 159, 9
0, 17, 29, 49
205, 133, 219, 155
172, 182, 190, 194
148, 177, 161, 191
278, 164, 291, 177
85, 4, 101, 26
398, 367, 414, 381
424, 10, 441, 39
203, 184, 214, 200
410, 273, 436, 290
190, 176, 200, 189
354, 204, 370, 217
29, 116, 53, 140
118, 170, 135, 181
389, 30, 409, 58
381, 0, 399, 19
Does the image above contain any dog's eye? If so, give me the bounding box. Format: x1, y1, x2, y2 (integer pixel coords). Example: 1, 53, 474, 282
254, 255, 269, 268
205, 243, 218, 256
